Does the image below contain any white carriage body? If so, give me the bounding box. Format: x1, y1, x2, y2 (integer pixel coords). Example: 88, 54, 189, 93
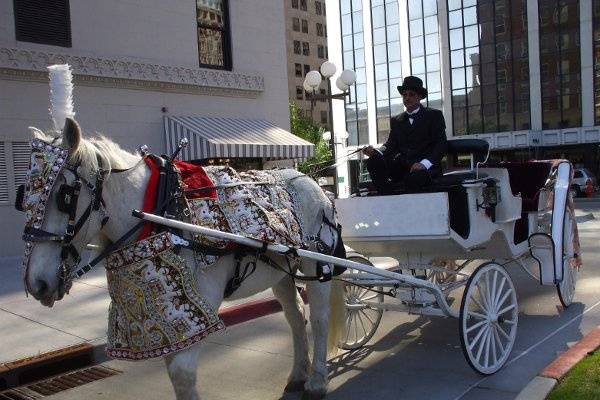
336, 167, 526, 261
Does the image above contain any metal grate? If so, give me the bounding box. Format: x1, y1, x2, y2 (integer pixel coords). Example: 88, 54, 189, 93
0, 366, 120, 399
0, 142, 7, 203
12, 141, 31, 187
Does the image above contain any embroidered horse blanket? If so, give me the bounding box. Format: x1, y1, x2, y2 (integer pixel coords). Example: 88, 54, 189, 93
105, 161, 304, 360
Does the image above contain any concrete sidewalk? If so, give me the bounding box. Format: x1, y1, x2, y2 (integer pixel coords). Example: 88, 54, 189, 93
0, 255, 275, 365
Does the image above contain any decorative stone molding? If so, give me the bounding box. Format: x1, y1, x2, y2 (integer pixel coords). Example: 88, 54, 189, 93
0, 47, 264, 98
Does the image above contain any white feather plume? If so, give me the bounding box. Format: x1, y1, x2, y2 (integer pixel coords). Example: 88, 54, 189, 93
48, 64, 75, 133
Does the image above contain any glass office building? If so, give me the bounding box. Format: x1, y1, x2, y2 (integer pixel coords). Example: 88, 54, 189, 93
329, 0, 600, 196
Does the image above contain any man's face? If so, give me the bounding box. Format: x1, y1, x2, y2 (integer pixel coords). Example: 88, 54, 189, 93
401, 89, 423, 112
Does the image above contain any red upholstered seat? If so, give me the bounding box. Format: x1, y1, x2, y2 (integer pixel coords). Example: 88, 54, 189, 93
487, 161, 553, 244
490, 161, 552, 212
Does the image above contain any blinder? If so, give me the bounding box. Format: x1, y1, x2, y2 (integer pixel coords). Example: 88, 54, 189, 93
15, 184, 25, 212
57, 183, 78, 214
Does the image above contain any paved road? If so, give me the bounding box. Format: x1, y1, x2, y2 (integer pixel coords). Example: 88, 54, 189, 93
41, 203, 600, 400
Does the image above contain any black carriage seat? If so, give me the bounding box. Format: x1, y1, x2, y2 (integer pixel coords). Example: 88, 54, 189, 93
384, 139, 493, 239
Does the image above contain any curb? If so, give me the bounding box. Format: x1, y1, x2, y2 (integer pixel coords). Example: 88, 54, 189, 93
515, 326, 600, 400
0, 293, 290, 391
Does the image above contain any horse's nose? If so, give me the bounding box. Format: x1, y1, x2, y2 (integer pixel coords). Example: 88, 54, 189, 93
29, 279, 49, 298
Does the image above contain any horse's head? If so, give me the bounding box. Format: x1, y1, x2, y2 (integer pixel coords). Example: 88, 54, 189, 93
19, 118, 109, 306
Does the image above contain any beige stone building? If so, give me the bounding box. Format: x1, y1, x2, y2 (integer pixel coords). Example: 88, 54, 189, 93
0, 0, 313, 257
284, 0, 331, 129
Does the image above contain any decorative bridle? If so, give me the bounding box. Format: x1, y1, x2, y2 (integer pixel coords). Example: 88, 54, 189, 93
17, 139, 130, 294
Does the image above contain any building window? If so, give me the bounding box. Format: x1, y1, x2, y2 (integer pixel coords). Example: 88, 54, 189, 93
594, 0, 600, 124
13, 0, 72, 47
302, 19, 309, 33
318, 45, 325, 58
447, 0, 529, 135
321, 110, 328, 124
540, 1, 581, 129
293, 17, 300, 31
292, 0, 298, 9
296, 86, 304, 100
294, 40, 301, 54
316, 1, 322, 15
316, 23, 324, 36
300, 0, 307, 11
302, 42, 310, 56
323, 2, 326, 15
197, 0, 232, 70
295, 63, 303, 77
341, 0, 368, 146
304, 64, 311, 75
408, 0, 441, 116
319, 88, 327, 102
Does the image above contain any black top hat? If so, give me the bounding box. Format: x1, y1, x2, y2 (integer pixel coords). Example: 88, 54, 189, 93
397, 76, 428, 98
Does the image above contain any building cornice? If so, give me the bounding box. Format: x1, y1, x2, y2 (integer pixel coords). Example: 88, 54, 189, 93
0, 47, 264, 98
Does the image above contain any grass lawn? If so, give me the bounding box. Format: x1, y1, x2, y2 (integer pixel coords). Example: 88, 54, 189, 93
547, 350, 600, 400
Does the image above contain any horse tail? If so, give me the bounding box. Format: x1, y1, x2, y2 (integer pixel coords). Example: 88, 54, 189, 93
327, 278, 345, 356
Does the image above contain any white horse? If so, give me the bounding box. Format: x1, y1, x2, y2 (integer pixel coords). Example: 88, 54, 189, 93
21, 118, 345, 400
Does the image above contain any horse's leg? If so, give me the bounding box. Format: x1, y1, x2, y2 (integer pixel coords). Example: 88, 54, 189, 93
303, 268, 331, 400
165, 345, 201, 400
272, 276, 310, 392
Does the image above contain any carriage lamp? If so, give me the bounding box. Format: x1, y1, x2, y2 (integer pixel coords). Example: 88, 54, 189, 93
478, 183, 500, 222
303, 61, 356, 197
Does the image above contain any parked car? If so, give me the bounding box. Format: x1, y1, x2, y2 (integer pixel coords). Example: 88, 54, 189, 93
570, 168, 598, 197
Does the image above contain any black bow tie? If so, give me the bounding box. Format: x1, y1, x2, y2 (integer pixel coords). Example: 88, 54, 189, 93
404, 110, 420, 121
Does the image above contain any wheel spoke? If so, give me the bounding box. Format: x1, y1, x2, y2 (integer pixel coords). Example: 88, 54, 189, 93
466, 320, 487, 334
477, 283, 491, 312
475, 327, 490, 363
498, 303, 516, 316
470, 294, 488, 314
490, 325, 498, 365
469, 322, 488, 351
496, 324, 511, 341
468, 310, 487, 320
356, 310, 369, 338
495, 290, 512, 312
490, 270, 498, 311
492, 324, 506, 354
362, 308, 378, 325
493, 277, 507, 311
483, 327, 492, 367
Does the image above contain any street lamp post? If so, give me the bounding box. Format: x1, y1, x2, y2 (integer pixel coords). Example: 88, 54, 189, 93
303, 61, 356, 197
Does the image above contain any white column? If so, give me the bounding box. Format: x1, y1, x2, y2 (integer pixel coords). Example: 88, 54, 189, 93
325, 0, 350, 198
437, 0, 453, 137
398, 0, 411, 79
362, 4, 378, 146
580, 0, 594, 127
527, 0, 542, 131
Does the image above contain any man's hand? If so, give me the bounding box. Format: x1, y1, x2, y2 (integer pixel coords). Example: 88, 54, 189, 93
410, 162, 426, 172
363, 146, 376, 157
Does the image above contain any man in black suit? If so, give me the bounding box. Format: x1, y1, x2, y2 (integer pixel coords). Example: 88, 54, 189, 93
363, 75, 447, 195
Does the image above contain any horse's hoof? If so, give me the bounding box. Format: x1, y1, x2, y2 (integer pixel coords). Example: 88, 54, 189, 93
284, 380, 305, 393
301, 389, 326, 400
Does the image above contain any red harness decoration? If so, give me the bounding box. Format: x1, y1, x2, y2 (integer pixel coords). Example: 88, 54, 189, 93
139, 157, 216, 240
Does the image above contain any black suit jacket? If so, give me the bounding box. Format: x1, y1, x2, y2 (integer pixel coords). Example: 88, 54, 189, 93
380, 107, 448, 171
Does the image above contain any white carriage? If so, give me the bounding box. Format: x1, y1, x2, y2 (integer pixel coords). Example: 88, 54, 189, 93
334, 138, 579, 374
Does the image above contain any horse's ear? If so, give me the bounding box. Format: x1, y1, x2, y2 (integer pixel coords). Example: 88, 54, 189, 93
62, 118, 81, 150
28, 127, 45, 139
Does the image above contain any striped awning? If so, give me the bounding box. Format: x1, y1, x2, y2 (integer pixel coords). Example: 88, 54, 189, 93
164, 116, 314, 160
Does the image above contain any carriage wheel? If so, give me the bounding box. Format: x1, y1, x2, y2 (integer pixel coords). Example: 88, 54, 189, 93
557, 212, 578, 308
459, 262, 518, 375
426, 257, 459, 285
338, 255, 384, 350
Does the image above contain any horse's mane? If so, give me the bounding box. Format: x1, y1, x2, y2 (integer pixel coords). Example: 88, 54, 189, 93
78, 136, 140, 173
32, 128, 140, 174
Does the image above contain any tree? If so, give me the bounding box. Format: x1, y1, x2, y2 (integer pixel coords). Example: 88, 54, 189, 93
289, 102, 333, 174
